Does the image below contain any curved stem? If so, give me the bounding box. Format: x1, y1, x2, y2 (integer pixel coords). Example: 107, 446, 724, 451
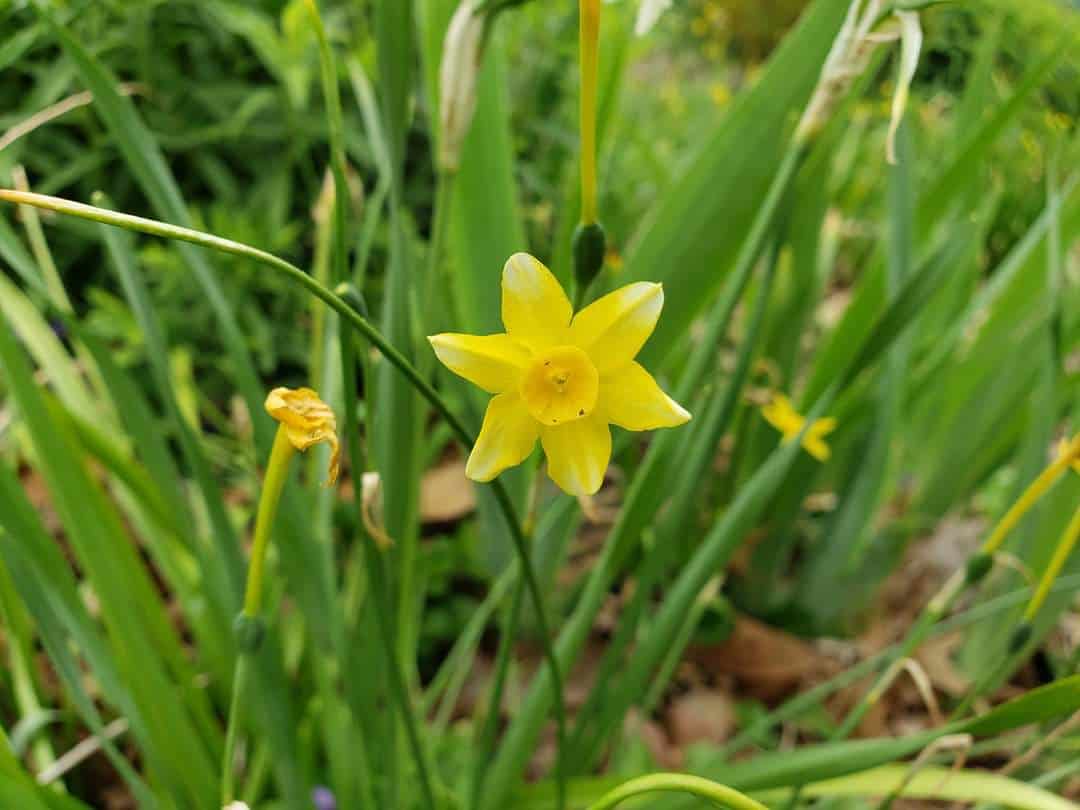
0, 188, 566, 808
0, 190, 472, 448
585, 774, 769, 810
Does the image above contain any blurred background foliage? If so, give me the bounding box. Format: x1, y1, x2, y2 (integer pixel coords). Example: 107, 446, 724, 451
1, 0, 1078, 656
1, 0, 1077, 396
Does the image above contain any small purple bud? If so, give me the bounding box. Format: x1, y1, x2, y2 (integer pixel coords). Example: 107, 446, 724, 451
312, 786, 337, 810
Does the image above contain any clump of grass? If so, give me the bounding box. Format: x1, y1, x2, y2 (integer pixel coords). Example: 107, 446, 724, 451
0, 1, 1078, 809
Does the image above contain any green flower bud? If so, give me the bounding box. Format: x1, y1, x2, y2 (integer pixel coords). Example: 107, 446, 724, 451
334, 281, 370, 319
964, 552, 993, 586
234, 614, 266, 654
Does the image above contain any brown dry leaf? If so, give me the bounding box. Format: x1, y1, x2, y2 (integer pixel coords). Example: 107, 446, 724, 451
20, 467, 62, 535
667, 690, 736, 747
915, 632, 971, 696
689, 615, 836, 702
420, 460, 475, 524
626, 708, 682, 769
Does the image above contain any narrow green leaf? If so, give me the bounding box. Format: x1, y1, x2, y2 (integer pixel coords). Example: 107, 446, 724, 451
625, 0, 849, 367
39, 9, 272, 449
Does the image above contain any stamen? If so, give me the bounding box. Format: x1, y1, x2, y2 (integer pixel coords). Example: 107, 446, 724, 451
521, 345, 599, 426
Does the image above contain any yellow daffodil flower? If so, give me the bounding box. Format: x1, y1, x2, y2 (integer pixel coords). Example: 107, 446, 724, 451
429, 253, 690, 496
761, 393, 836, 463
265, 386, 340, 485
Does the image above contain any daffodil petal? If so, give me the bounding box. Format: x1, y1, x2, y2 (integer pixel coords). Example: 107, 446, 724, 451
805, 437, 831, 462
429, 332, 531, 393
812, 417, 838, 436
761, 394, 801, 434
600, 362, 690, 430
466, 393, 539, 482
569, 282, 663, 372
501, 252, 573, 350
540, 414, 611, 496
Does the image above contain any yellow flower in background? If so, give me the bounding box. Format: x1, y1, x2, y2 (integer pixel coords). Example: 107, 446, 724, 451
761, 393, 836, 463
429, 253, 690, 496
265, 386, 340, 485
1056, 436, 1080, 475
709, 81, 731, 107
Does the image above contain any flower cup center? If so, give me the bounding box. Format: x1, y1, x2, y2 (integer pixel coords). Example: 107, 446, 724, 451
520, 345, 599, 426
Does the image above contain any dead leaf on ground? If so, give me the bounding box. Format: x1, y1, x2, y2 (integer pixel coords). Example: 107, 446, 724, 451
916, 632, 971, 697
626, 708, 681, 769
689, 615, 837, 702
420, 460, 475, 524
667, 690, 736, 747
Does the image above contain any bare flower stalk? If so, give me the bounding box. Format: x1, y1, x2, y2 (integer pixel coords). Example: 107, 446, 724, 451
796, 0, 924, 165
439, 0, 486, 172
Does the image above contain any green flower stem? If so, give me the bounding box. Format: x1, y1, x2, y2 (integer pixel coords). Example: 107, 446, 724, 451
308, 11, 384, 803
578, 0, 600, 225
1024, 505, 1080, 621
0, 191, 426, 421
982, 433, 1079, 555
242, 427, 295, 617
420, 172, 457, 355
402, 169, 456, 704
584, 774, 768, 810
0, 190, 462, 452
222, 425, 295, 805
339, 310, 439, 809
1, 186, 563, 810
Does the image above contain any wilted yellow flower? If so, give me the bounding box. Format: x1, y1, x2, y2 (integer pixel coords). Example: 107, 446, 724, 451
265, 386, 340, 485
761, 393, 836, 462
429, 253, 690, 496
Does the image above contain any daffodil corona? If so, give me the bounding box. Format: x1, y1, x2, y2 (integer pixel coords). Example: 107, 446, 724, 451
430, 253, 690, 495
